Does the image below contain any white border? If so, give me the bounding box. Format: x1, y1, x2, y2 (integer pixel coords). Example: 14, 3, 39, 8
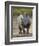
9, 4, 36, 42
